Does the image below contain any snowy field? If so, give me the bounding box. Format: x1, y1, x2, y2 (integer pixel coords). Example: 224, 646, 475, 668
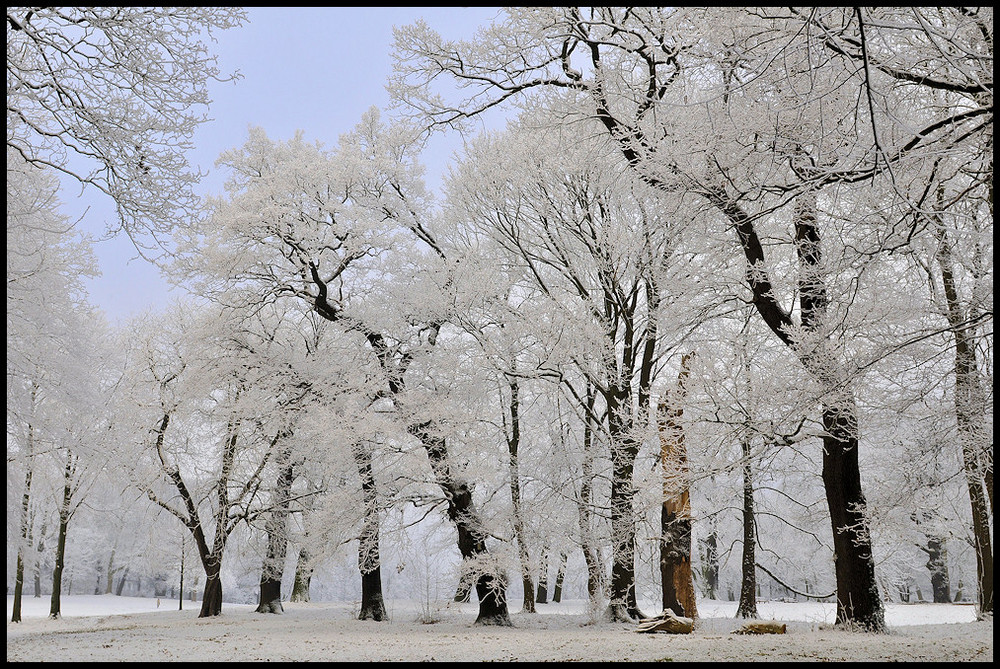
7, 595, 992, 662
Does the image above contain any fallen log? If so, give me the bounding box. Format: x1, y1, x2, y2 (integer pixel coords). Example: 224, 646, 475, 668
635, 609, 694, 634
732, 621, 787, 635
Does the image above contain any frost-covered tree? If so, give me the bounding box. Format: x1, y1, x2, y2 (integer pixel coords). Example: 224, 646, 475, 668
442, 111, 714, 621
6, 6, 246, 254
183, 111, 512, 625
390, 6, 992, 631
7, 148, 99, 622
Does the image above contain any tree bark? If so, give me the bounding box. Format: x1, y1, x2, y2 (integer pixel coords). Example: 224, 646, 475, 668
411, 422, 511, 626
536, 547, 549, 604
605, 391, 643, 622
12, 467, 32, 623
736, 436, 759, 619
49, 453, 74, 620
553, 551, 568, 603
657, 354, 698, 619
356, 441, 387, 621
577, 381, 604, 606
200, 557, 223, 618
935, 220, 993, 617
33, 521, 45, 598
505, 377, 536, 613
11, 386, 38, 623
290, 547, 312, 602
257, 448, 295, 614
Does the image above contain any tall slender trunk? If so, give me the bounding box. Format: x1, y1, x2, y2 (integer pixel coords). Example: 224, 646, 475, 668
179, 534, 185, 610
355, 441, 387, 621
11, 385, 37, 623
736, 435, 759, 618
49, 455, 73, 620
506, 376, 536, 613
33, 521, 45, 598
936, 220, 993, 617
12, 467, 32, 623
577, 382, 603, 605
553, 552, 568, 603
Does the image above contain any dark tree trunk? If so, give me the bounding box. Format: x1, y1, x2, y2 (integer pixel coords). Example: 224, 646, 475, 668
936, 221, 993, 618
257, 577, 283, 614
115, 567, 129, 596
535, 547, 549, 604
577, 382, 603, 605
257, 449, 295, 615
33, 524, 44, 598
290, 547, 312, 602
506, 377, 536, 614
12, 551, 25, 624
821, 404, 885, 631
411, 422, 511, 626
12, 394, 36, 623
359, 567, 387, 620
200, 557, 224, 618
49, 509, 69, 619
736, 436, 759, 619
355, 441, 387, 621
178, 535, 185, 611
605, 397, 643, 622
12, 466, 32, 623
553, 552, 567, 603
49, 456, 73, 620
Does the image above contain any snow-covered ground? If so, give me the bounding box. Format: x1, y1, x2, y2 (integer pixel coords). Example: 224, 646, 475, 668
7, 595, 993, 662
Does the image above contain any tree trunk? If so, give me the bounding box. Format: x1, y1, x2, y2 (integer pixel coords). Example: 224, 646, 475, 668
605, 396, 643, 622
115, 567, 130, 596
49, 454, 73, 620
290, 547, 312, 602
179, 534, 185, 611
577, 382, 604, 606
355, 441, 387, 621
536, 547, 549, 604
49, 507, 69, 619
658, 354, 699, 619
506, 377, 536, 614
411, 422, 511, 626
12, 390, 37, 623
12, 467, 32, 623
936, 221, 993, 618
12, 551, 25, 624
257, 449, 295, 615
33, 522, 45, 598
736, 436, 759, 618
820, 402, 884, 630
553, 552, 568, 603
200, 557, 224, 618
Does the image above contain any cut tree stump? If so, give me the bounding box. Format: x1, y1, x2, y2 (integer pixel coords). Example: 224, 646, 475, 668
732, 621, 786, 635
635, 609, 694, 634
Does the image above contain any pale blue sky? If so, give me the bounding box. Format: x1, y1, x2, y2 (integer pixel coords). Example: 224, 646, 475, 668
77, 6, 503, 323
